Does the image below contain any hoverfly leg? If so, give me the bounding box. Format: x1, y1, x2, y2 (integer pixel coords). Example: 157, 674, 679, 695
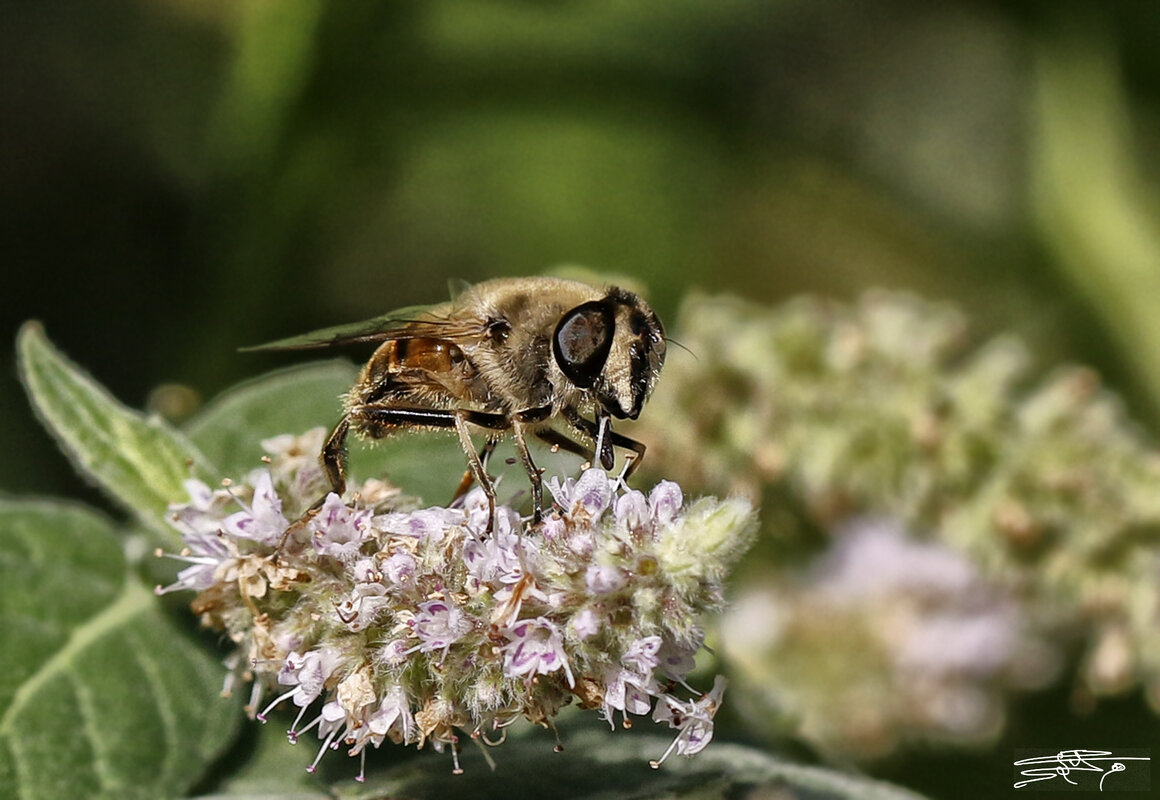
358, 406, 509, 534
512, 406, 552, 527
454, 412, 497, 534
278, 414, 351, 552
451, 437, 498, 505
533, 428, 593, 462
610, 430, 646, 480
511, 419, 542, 526
320, 414, 352, 498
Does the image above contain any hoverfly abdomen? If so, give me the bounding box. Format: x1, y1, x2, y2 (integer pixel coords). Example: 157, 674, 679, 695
388, 338, 466, 373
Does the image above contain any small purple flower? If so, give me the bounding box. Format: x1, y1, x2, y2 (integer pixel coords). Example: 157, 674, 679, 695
310, 493, 372, 562
460, 486, 522, 537
167, 549, 228, 593
650, 676, 727, 766
602, 666, 656, 726
222, 471, 289, 545
572, 469, 615, 517
336, 583, 390, 631
166, 479, 228, 541
463, 526, 523, 585
350, 684, 415, 754
257, 648, 341, 723
378, 639, 410, 665
381, 551, 417, 588
375, 507, 459, 541
614, 489, 650, 531
585, 564, 626, 595
155, 529, 232, 595
411, 599, 471, 657
350, 558, 381, 584
648, 481, 683, 527
657, 637, 700, 682
546, 475, 574, 509
571, 608, 601, 640
567, 529, 596, 557
539, 512, 567, 540
548, 468, 615, 519
502, 617, 574, 687
622, 636, 662, 674
282, 649, 340, 707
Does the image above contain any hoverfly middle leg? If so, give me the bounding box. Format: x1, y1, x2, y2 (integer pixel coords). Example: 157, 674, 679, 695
562, 407, 615, 470
561, 406, 647, 480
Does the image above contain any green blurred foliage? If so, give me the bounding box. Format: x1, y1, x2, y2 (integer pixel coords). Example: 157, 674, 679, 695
3, 1, 1157, 442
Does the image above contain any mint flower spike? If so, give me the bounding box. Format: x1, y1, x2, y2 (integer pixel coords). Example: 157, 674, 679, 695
161, 432, 758, 778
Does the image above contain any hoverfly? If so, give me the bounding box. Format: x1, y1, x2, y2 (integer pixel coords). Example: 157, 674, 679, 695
248, 277, 666, 529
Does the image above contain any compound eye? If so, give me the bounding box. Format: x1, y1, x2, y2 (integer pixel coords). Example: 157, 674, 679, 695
553, 301, 615, 388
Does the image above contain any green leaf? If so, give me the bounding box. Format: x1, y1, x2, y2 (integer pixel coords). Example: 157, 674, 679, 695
188, 722, 332, 800
16, 322, 216, 540
344, 724, 926, 800
0, 499, 242, 800
183, 360, 356, 478
191, 715, 930, 800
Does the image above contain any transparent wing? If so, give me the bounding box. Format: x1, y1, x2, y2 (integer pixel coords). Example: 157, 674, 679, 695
446, 277, 473, 302
240, 303, 464, 351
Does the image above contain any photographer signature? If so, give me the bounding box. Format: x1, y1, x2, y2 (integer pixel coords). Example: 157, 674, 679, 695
1014, 749, 1150, 791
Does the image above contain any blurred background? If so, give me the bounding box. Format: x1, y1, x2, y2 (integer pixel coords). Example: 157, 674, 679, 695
3, 0, 1160, 796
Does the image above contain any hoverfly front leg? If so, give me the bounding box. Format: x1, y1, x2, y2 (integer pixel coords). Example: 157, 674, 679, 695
562, 406, 647, 477
533, 428, 595, 463
562, 407, 614, 469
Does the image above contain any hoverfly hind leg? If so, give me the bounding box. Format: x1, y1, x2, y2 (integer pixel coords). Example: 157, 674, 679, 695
320, 414, 352, 499
277, 414, 352, 552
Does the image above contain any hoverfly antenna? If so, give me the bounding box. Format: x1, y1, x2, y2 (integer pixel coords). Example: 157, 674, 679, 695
663, 336, 696, 360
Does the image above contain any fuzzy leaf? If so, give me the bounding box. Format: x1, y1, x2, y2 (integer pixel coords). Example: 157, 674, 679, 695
16, 322, 215, 540
191, 717, 929, 800
182, 360, 357, 478
0, 499, 241, 800
186, 722, 334, 800
342, 724, 928, 800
